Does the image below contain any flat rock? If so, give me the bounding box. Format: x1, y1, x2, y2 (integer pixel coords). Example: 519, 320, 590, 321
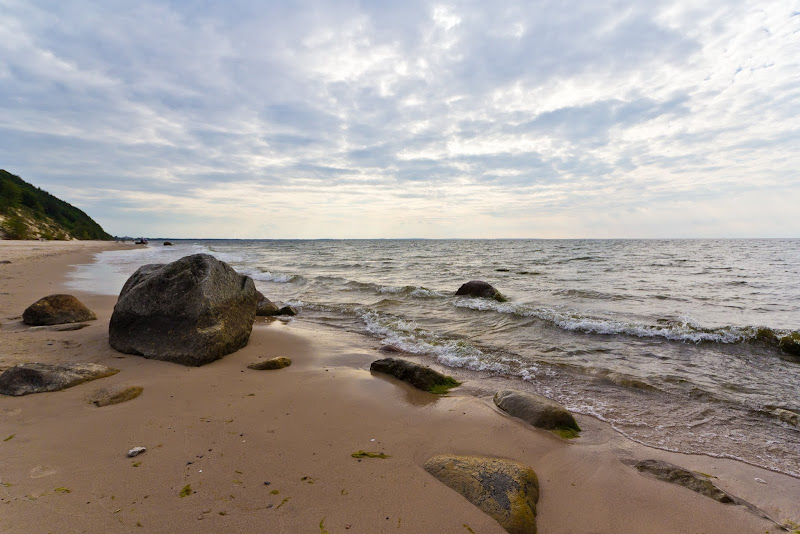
455, 280, 506, 302
424, 455, 539, 534
28, 323, 90, 332
90, 384, 144, 406
255, 291, 280, 316
634, 459, 734, 503
108, 254, 257, 366
22, 294, 97, 326
493, 389, 580, 434
248, 357, 291, 370
370, 357, 459, 393
0, 363, 119, 396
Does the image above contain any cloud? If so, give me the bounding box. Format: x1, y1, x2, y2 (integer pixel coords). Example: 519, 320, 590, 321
0, 0, 798, 237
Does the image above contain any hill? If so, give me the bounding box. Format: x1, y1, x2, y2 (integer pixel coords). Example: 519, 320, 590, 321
0, 169, 112, 240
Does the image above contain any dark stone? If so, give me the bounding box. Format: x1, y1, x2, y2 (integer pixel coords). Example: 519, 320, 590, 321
276, 305, 297, 316
494, 389, 580, 434
163, 241, 174, 246
634, 459, 735, 503
22, 294, 97, 326
0, 362, 119, 396
0, 260, 11, 264
108, 254, 257, 366
455, 281, 506, 302
255, 291, 280, 316
370, 357, 459, 393
248, 357, 291, 370
424, 455, 539, 534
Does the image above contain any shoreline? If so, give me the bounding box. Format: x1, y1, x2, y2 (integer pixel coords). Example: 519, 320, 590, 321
1, 242, 798, 533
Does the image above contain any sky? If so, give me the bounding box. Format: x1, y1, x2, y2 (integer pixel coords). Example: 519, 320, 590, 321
1, 0, 799, 239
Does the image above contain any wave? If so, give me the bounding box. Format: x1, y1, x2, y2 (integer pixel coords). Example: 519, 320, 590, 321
343, 280, 446, 299
243, 269, 303, 284
453, 298, 800, 348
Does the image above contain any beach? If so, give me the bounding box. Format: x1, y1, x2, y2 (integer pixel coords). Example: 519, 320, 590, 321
1, 241, 799, 533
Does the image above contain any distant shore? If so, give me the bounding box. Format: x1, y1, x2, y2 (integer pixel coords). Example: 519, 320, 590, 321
0, 241, 798, 533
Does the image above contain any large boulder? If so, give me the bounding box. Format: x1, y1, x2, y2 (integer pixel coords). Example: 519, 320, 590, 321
0, 362, 119, 396
22, 294, 97, 326
108, 254, 257, 366
424, 455, 539, 534
255, 291, 280, 316
455, 281, 506, 302
370, 358, 460, 394
494, 389, 580, 437
634, 460, 735, 503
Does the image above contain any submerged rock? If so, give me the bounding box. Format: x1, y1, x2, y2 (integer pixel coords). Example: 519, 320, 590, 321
255, 291, 280, 316
22, 294, 97, 326
424, 455, 539, 534
108, 254, 257, 366
276, 305, 297, 316
163, 241, 173, 246
370, 357, 460, 394
634, 459, 734, 503
455, 281, 506, 302
248, 357, 292, 370
0, 362, 119, 396
90, 384, 144, 406
493, 389, 580, 436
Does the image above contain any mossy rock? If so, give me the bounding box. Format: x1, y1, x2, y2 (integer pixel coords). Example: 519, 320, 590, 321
634, 459, 734, 503
22, 294, 97, 326
370, 358, 460, 394
90, 385, 143, 406
493, 389, 580, 436
248, 357, 292, 370
424, 455, 539, 534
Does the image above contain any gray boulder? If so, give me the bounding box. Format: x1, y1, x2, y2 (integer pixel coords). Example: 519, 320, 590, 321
370, 357, 459, 393
455, 281, 506, 302
108, 254, 257, 366
255, 291, 280, 316
0, 362, 119, 396
424, 455, 539, 534
494, 389, 580, 437
634, 460, 734, 503
22, 294, 97, 326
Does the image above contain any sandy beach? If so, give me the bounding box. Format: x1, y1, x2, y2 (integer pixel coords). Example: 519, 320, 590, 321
1, 241, 798, 533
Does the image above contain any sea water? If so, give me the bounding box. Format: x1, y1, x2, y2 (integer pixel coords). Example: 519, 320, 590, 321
67, 239, 800, 476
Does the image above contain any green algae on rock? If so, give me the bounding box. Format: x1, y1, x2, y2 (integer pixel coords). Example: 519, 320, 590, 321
493, 389, 580, 438
370, 357, 460, 394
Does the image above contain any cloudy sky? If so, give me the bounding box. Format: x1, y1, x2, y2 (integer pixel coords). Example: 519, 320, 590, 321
1, 1, 798, 238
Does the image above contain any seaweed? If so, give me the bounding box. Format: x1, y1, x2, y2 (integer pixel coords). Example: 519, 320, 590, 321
54, 487, 71, 494
552, 427, 580, 439
276, 497, 291, 509
319, 518, 330, 534
352, 450, 390, 459
179, 484, 192, 498
3, 434, 15, 442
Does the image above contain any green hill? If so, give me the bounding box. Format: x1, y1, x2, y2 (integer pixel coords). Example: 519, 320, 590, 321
0, 169, 112, 240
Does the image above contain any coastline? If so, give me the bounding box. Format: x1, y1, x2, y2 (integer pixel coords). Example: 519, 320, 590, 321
1, 242, 798, 533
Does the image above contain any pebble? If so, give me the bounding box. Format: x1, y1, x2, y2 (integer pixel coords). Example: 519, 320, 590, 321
755, 478, 767, 484
127, 447, 146, 457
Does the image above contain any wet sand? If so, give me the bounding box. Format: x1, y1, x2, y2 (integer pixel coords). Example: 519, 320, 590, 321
1, 241, 798, 533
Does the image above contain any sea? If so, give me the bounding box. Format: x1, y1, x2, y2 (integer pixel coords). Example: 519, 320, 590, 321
66, 239, 800, 477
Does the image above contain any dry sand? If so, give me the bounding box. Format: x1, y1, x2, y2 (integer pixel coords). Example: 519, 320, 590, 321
1, 240, 798, 533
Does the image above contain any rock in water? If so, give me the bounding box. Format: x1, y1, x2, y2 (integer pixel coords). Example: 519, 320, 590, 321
255, 291, 280, 316
494, 389, 580, 436
424, 455, 539, 534
248, 357, 292, 370
455, 281, 506, 302
22, 294, 97, 326
0, 363, 119, 396
276, 305, 297, 316
108, 254, 257, 366
370, 358, 460, 393
634, 459, 735, 503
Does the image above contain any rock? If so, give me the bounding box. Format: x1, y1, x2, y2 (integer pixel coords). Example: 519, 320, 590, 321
424, 455, 539, 534
276, 305, 297, 316
255, 291, 280, 316
90, 385, 144, 406
27, 323, 91, 332
455, 281, 506, 302
370, 358, 460, 394
108, 254, 257, 366
778, 332, 800, 356
634, 459, 734, 503
0, 363, 119, 396
0, 260, 11, 264
163, 241, 173, 246
248, 357, 292, 370
22, 294, 97, 326
128, 447, 146, 457
775, 408, 799, 428
493, 389, 580, 436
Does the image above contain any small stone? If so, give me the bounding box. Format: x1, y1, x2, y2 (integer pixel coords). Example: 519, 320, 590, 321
248, 357, 292, 370
276, 305, 297, 316
128, 447, 146, 457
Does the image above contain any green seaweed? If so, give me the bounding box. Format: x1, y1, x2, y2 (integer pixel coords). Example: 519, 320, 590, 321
552, 427, 580, 439
301, 476, 315, 484
3, 434, 15, 442
132, 461, 142, 467
429, 376, 460, 394
276, 497, 291, 509
463, 524, 476, 534
179, 484, 192, 498
351, 450, 390, 459
270, 489, 280, 495
54, 487, 71, 494
319, 517, 330, 534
